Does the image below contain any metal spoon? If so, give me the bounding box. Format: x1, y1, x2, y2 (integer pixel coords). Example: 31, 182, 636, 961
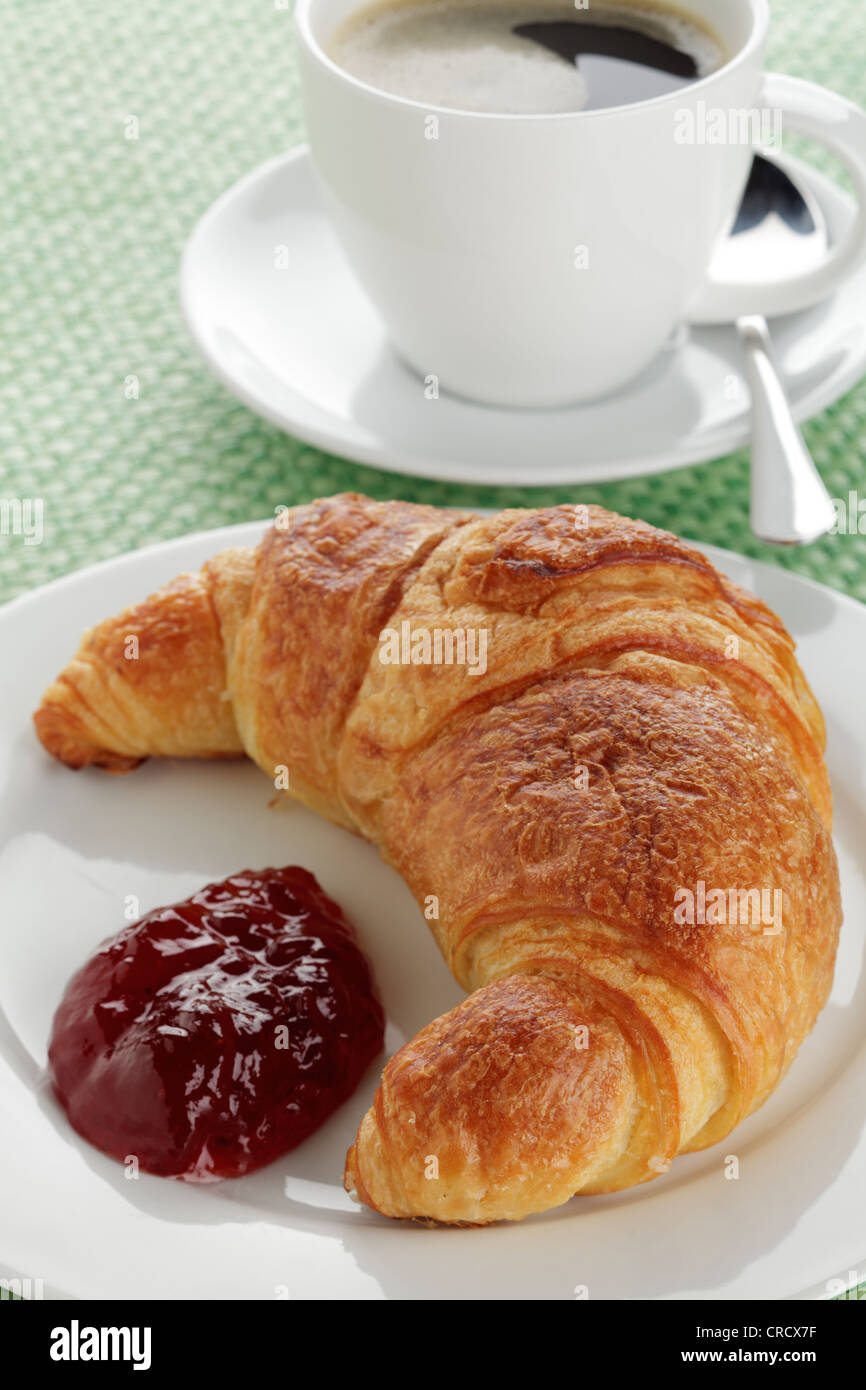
709, 156, 837, 547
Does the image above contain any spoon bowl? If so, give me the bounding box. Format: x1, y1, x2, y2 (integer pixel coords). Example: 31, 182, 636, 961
713, 154, 830, 295
702, 154, 838, 547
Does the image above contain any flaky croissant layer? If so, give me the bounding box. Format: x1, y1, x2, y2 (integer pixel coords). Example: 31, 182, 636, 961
34, 495, 842, 1224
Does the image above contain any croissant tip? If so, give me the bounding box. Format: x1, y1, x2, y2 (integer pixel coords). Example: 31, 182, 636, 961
343, 1144, 363, 1201
32, 705, 145, 775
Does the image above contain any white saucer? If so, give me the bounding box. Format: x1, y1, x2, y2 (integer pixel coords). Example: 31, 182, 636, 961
181, 148, 866, 487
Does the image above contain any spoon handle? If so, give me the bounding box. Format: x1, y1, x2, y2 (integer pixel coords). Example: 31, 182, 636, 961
738, 315, 836, 546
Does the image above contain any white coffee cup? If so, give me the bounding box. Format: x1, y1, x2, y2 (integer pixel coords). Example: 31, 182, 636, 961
295, 0, 866, 408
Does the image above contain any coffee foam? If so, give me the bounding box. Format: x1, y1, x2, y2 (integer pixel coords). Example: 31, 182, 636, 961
328, 0, 727, 116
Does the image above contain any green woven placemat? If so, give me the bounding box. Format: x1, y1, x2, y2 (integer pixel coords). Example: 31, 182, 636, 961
1, 0, 864, 1302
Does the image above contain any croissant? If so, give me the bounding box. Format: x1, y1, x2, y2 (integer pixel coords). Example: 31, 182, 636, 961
34, 494, 841, 1224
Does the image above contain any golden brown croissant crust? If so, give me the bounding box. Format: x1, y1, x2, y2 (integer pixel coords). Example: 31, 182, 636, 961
34, 494, 842, 1224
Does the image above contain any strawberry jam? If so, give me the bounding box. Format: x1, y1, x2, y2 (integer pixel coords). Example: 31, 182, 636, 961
48, 867, 384, 1181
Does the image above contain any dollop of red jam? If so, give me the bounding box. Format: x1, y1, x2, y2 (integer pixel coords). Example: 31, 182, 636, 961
48, 867, 384, 1181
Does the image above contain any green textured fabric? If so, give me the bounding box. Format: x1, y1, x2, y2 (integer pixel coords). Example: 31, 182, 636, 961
1, 0, 865, 1302
1, 0, 866, 605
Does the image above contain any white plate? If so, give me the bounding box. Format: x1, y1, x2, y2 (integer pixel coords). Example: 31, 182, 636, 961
1, 522, 865, 1301
181, 148, 866, 486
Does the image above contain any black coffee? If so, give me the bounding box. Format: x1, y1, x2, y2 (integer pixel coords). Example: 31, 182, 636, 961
329, 1, 726, 116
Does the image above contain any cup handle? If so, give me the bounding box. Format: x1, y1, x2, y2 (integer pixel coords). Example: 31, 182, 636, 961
688, 72, 866, 324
